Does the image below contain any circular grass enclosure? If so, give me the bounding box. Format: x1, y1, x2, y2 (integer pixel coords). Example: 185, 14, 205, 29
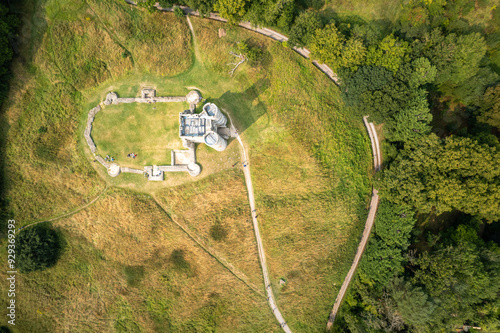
78, 16, 373, 331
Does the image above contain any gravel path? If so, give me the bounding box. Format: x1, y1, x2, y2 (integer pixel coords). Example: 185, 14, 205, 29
325, 117, 382, 330
234, 128, 292, 333
184, 17, 292, 331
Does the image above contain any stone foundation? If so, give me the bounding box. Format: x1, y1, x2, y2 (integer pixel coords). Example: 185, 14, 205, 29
85, 88, 204, 180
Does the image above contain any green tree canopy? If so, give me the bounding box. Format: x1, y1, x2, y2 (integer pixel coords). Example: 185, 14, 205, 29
365, 34, 410, 73
422, 29, 487, 87
287, 11, 323, 47
342, 37, 367, 71
359, 238, 405, 286
386, 90, 433, 142
17, 225, 62, 273
244, 0, 295, 29
378, 134, 500, 221
374, 200, 415, 248
412, 225, 500, 328
214, 0, 248, 24
408, 57, 437, 88
399, 5, 430, 38
390, 278, 435, 331
478, 84, 500, 130
183, 0, 217, 16
310, 23, 346, 70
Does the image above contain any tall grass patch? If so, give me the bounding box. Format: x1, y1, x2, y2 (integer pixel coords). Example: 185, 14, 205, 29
4, 75, 104, 221
39, 0, 133, 90
89, 0, 192, 76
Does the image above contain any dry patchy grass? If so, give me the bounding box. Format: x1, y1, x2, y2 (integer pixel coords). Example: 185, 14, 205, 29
0, 189, 278, 332
156, 169, 264, 287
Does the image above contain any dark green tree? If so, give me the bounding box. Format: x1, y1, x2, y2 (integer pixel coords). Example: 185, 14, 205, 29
412, 225, 500, 328
389, 278, 435, 331
359, 238, 405, 286
374, 200, 415, 248
287, 11, 323, 47
386, 90, 433, 142
17, 225, 62, 273
351, 23, 381, 46
342, 65, 394, 109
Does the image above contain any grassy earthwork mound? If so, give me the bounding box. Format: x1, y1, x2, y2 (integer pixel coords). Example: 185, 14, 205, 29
0, 0, 372, 331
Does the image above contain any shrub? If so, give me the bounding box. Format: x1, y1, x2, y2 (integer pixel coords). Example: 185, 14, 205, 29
174, 7, 184, 18
210, 221, 228, 241
158, 0, 173, 8
170, 249, 190, 270
237, 41, 262, 63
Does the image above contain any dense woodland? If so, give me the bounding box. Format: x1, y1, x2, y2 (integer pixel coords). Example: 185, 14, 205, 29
1, 0, 499, 331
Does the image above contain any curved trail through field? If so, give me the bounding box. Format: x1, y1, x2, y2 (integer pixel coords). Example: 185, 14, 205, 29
18, 185, 109, 232
186, 17, 290, 330
233, 126, 292, 333
325, 117, 382, 330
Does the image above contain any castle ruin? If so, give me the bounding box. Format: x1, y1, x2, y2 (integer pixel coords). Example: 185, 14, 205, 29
84, 88, 234, 181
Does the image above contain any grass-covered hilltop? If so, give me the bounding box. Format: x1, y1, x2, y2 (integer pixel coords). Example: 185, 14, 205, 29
0, 0, 499, 332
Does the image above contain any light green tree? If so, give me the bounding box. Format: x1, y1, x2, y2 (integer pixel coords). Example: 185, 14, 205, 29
424, 29, 487, 86
408, 57, 437, 88
214, 0, 247, 24
365, 34, 410, 73
310, 23, 346, 70
341, 37, 367, 70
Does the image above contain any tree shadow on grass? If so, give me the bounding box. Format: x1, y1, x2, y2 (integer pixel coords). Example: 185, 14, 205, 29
17, 224, 65, 273
210, 78, 270, 135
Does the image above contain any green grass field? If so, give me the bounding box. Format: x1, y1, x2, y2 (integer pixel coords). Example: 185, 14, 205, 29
92, 102, 188, 167
0, 1, 372, 332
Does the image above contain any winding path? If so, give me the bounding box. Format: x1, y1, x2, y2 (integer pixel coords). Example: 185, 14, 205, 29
325, 117, 382, 330
232, 123, 292, 333
17, 185, 109, 232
